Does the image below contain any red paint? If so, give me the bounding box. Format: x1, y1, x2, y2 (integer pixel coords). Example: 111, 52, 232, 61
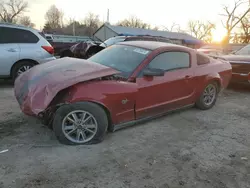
68, 81, 138, 124
42, 46, 54, 55
14, 57, 120, 115
66, 45, 231, 125
14, 42, 232, 127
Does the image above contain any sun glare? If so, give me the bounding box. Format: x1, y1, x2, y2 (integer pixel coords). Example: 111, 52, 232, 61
211, 29, 227, 43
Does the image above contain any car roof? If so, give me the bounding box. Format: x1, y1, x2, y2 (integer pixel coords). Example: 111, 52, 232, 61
0, 22, 40, 33
118, 40, 191, 51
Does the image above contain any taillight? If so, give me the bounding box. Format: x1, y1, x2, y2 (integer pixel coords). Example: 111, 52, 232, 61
42, 46, 54, 55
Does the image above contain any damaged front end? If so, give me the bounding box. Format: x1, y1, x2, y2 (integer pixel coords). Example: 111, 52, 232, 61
38, 103, 63, 128
14, 57, 120, 118
38, 88, 70, 128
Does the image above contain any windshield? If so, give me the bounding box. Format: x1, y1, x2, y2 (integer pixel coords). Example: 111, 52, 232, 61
88, 45, 151, 78
235, 44, 250, 55
100, 37, 126, 47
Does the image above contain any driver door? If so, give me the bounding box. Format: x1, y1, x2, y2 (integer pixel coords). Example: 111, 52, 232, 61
135, 51, 195, 119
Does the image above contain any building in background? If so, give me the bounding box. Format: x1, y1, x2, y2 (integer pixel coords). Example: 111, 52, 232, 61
94, 23, 203, 48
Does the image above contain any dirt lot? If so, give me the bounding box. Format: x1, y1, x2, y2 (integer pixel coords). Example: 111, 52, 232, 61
0, 82, 250, 188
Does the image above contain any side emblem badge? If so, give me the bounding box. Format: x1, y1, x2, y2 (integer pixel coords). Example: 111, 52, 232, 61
122, 99, 128, 104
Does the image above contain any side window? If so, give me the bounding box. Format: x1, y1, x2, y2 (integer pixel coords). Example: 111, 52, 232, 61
197, 53, 210, 65
0, 27, 3, 43
158, 38, 172, 43
126, 37, 156, 41
0, 27, 39, 44
147, 52, 190, 71
235, 45, 250, 55
125, 37, 140, 41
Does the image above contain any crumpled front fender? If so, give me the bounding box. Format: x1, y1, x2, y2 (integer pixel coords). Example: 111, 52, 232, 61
66, 80, 138, 125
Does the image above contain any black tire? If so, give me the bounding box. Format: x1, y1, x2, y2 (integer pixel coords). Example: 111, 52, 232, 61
60, 50, 73, 58
53, 102, 108, 145
195, 82, 219, 110
12, 61, 35, 81
85, 51, 97, 59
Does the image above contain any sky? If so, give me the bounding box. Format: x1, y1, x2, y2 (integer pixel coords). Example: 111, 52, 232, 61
25, 0, 248, 41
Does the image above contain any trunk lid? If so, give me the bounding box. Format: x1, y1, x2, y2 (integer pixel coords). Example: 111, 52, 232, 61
14, 57, 120, 116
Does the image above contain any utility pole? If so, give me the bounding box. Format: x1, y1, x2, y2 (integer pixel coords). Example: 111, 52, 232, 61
107, 9, 109, 23
73, 19, 75, 36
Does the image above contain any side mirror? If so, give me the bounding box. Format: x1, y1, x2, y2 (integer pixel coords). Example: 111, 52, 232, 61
143, 68, 165, 77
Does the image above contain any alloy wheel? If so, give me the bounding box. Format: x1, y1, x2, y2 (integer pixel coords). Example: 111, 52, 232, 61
203, 84, 216, 106
62, 110, 98, 144
17, 65, 31, 76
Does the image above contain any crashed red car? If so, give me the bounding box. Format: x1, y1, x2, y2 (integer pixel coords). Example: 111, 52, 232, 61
14, 41, 232, 145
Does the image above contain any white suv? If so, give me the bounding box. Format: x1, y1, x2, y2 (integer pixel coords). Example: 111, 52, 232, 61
0, 23, 56, 80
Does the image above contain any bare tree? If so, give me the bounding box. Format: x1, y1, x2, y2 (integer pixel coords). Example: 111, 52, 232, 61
18, 15, 34, 28
82, 12, 101, 36
152, 26, 159, 31
117, 16, 151, 29
187, 20, 215, 43
239, 15, 250, 43
44, 5, 64, 29
0, 0, 28, 23
163, 22, 181, 32
221, 0, 250, 44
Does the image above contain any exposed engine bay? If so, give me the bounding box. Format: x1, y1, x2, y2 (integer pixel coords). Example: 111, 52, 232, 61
97, 74, 127, 81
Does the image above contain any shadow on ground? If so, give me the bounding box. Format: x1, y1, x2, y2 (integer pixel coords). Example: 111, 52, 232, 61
228, 83, 250, 92
0, 79, 13, 88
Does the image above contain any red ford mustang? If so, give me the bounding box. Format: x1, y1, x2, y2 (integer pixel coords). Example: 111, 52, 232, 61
14, 41, 232, 145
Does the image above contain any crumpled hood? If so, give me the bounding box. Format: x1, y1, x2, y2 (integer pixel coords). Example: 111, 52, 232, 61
14, 57, 120, 116
221, 55, 250, 63
70, 42, 105, 57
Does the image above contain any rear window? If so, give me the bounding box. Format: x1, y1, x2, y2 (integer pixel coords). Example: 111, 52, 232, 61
89, 45, 151, 78
157, 38, 172, 43
125, 37, 157, 41
100, 37, 125, 47
0, 27, 39, 44
235, 44, 250, 55
39, 32, 46, 38
197, 53, 210, 65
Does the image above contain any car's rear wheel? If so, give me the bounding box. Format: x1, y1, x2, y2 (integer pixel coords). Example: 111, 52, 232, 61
53, 102, 108, 145
12, 61, 35, 81
195, 82, 218, 110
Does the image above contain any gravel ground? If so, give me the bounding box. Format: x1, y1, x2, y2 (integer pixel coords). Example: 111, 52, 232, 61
0, 81, 250, 188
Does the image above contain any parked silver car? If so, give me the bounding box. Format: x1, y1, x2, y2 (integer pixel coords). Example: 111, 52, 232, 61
0, 23, 56, 80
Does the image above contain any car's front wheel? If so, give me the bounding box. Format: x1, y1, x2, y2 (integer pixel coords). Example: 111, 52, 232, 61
53, 102, 108, 145
195, 82, 218, 110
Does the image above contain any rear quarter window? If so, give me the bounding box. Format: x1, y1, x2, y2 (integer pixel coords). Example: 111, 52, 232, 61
197, 53, 210, 65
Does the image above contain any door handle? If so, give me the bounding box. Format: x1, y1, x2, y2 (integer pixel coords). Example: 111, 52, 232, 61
185, 75, 191, 78
7, 48, 18, 52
